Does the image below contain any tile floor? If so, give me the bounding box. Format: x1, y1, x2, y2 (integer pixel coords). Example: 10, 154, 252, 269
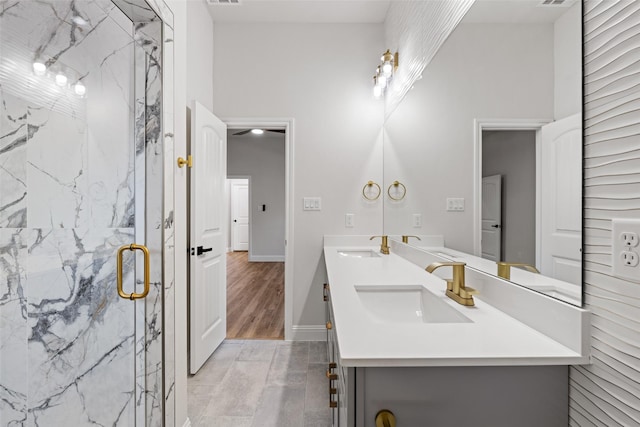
188, 340, 332, 426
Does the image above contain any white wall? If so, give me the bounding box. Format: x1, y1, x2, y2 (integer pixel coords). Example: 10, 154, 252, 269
572, 2, 640, 425
482, 130, 536, 265
213, 23, 384, 332
383, 23, 554, 252
186, 0, 214, 112
554, 2, 581, 120
227, 133, 285, 260
167, 0, 215, 426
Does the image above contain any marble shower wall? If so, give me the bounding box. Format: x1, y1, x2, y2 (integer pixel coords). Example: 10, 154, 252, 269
0, 1, 170, 425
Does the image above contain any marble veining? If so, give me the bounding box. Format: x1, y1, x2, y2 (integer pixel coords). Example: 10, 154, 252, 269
0, 0, 170, 425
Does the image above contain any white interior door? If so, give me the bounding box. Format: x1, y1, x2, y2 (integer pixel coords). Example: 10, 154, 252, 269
189, 101, 227, 374
231, 179, 250, 251
482, 174, 502, 261
540, 113, 582, 285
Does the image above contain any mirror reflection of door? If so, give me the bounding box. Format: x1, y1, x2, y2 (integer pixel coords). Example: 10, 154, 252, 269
540, 113, 582, 285
482, 130, 537, 265
482, 175, 502, 261
230, 179, 250, 251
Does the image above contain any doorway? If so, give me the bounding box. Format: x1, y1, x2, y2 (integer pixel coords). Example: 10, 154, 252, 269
482, 130, 537, 264
473, 119, 548, 266
226, 125, 288, 339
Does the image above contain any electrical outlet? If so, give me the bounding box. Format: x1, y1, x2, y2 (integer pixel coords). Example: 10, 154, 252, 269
345, 213, 355, 228
621, 232, 639, 247
612, 219, 640, 282
621, 251, 639, 267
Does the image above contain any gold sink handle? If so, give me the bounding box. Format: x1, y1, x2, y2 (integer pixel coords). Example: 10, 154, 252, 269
496, 262, 540, 280
370, 235, 390, 255
426, 262, 477, 306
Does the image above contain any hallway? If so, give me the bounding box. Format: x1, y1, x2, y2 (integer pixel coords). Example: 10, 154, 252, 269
188, 340, 331, 426
227, 252, 284, 339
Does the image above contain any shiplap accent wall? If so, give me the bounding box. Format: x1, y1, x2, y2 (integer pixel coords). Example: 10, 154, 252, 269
571, 1, 640, 425
383, 0, 474, 118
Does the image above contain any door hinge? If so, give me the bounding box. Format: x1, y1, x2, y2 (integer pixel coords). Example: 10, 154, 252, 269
177, 154, 192, 168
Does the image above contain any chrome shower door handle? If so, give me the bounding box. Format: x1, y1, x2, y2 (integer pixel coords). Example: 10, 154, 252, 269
117, 244, 151, 300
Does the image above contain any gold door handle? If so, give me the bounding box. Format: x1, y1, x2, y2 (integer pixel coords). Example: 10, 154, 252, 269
117, 244, 150, 300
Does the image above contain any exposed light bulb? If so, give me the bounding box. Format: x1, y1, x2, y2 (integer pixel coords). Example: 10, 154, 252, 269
74, 82, 86, 96
55, 73, 68, 86
373, 85, 383, 99
381, 61, 393, 77
33, 62, 46, 76
251, 129, 264, 135
377, 74, 387, 89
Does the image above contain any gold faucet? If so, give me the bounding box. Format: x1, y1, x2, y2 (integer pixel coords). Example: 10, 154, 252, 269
370, 235, 390, 254
425, 262, 478, 306
496, 262, 540, 280
401, 235, 421, 244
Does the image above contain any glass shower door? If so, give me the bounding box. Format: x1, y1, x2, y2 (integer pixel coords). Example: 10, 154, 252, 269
0, 1, 166, 425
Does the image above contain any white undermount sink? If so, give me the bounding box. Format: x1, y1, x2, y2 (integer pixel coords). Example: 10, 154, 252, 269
355, 285, 472, 324
337, 249, 381, 258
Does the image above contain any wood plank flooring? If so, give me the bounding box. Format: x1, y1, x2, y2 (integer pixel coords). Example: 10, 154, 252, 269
226, 251, 284, 339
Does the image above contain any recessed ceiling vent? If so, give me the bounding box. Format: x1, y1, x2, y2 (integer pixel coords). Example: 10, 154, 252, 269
539, 0, 567, 5
207, 0, 241, 4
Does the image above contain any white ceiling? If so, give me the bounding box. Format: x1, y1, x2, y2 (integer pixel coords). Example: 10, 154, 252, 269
207, 0, 391, 23
206, 0, 577, 25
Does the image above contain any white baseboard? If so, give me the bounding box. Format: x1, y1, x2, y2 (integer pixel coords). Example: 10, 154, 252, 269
248, 255, 285, 262
291, 325, 326, 341
182, 418, 191, 427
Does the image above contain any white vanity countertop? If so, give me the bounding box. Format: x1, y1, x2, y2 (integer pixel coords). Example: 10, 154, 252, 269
324, 239, 589, 368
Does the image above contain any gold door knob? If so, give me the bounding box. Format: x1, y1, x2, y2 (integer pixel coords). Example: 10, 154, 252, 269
375, 410, 396, 427
326, 321, 332, 330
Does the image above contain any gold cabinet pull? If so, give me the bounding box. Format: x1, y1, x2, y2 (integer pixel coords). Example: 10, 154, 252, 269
117, 244, 150, 300
376, 410, 396, 427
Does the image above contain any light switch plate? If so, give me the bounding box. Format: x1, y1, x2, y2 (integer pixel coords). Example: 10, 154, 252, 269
612, 219, 640, 283
446, 198, 465, 212
303, 197, 322, 211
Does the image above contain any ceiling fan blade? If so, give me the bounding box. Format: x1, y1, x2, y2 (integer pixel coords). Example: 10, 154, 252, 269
233, 129, 252, 136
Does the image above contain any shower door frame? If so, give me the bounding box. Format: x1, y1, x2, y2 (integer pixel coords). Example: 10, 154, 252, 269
117, 0, 177, 425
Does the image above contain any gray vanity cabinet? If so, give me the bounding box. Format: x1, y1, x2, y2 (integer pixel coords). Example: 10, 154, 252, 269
324, 284, 570, 427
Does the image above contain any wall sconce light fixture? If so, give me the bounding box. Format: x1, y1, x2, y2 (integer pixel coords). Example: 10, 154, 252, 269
373, 49, 398, 99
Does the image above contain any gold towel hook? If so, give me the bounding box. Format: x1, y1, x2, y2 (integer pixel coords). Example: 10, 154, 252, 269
387, 180, 406, 201
362, 180, 381, 201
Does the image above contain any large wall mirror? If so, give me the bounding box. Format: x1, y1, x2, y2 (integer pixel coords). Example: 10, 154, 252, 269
383, 0, 583, 306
